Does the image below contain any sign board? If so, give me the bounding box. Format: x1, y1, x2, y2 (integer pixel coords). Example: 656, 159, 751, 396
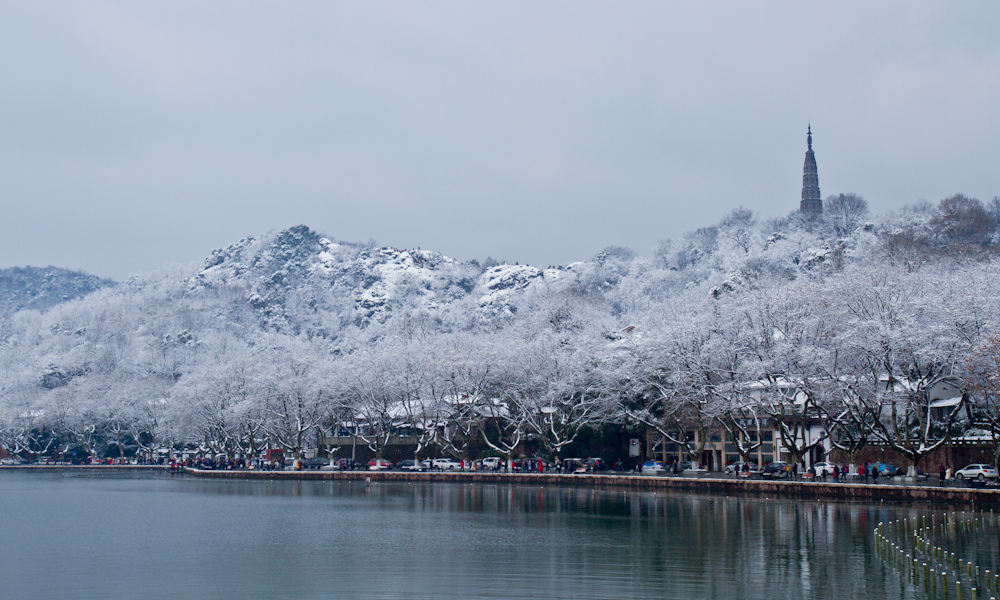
628, 438, 640, 457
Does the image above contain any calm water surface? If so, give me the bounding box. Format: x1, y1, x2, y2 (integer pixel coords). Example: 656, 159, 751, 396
1, 471, 998, 600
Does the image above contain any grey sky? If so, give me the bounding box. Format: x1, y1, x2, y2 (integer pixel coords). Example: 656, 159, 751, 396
2, 2, 998, 280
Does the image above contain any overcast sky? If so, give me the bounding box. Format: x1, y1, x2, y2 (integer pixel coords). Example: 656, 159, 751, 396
2, 2, 998, 280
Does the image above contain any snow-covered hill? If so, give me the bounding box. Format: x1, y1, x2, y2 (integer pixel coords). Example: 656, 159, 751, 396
189, 224, 588, 333
4, 194, 1000, 461
0, 266, 113, 315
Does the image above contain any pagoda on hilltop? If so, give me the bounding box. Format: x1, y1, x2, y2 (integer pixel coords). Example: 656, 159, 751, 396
800, 125, 822, 214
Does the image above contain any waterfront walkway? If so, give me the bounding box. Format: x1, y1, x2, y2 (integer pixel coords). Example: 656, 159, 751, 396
181, 467, 1000, 506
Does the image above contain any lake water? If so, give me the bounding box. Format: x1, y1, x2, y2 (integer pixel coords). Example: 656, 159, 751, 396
1, 470, 997, 600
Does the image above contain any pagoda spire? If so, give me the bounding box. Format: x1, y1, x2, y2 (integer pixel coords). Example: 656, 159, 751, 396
800, 124, 822, 214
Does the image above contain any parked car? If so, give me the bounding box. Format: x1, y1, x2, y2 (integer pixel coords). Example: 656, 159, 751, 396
954, 464, 998, 481
812, 462, 840, 477
725, 461, 758, 474
432, 458, 462, 471
302, 457, 330, 469
333, 458, 362, 471
872, 463, 901, 477
641, 460, 667, 475
763, 461, 790, 478
480, 457, 503, 470
398, 459, 426, 472
367, 458, 393, 471
584, 458, 605, 471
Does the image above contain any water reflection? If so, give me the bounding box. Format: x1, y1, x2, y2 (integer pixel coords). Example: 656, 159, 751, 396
1, 471, 996, 600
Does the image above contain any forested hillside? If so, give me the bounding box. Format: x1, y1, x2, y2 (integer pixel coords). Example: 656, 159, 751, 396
0, 266, 113, 316
2, 193, 1000, 465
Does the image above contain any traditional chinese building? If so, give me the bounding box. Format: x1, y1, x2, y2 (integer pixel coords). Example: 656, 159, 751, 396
800, 125, 822, 214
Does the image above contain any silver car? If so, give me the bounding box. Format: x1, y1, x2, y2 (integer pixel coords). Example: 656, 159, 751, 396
954, 464, 998, 481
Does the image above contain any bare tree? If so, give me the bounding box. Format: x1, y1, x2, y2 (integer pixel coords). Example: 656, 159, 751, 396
930, 194, 994, 245
719, 206, 757, 254
825, 193, 869, 237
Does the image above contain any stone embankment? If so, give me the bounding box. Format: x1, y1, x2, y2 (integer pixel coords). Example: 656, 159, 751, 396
3, 464, 167, 471
185, 468, 1000, 506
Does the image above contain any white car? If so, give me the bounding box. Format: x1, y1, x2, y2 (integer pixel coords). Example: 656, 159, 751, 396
480, 457, 503, 470
432, 458, 462, 470
954, 464, 998, 481
812, 462, 840, 476
641, 460, 667, 475
725, 461, 758, 474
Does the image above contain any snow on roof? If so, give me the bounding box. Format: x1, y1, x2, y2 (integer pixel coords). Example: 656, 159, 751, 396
929, 397, 962, 408
955, 429, 995, 441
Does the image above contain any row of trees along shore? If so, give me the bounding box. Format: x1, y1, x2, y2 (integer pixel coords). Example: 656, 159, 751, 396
3, 193, 1000, 470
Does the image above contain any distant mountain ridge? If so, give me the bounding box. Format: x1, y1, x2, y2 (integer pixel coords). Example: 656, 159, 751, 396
0, 266, 114, 315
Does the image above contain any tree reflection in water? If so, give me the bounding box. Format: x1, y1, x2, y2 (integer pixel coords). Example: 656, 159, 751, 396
2, 471, 996, 600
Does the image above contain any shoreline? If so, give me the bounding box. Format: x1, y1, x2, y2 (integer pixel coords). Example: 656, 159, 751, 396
184, 467, 1000, 506
4, 465, 998, 505
1, 464, 168, 471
